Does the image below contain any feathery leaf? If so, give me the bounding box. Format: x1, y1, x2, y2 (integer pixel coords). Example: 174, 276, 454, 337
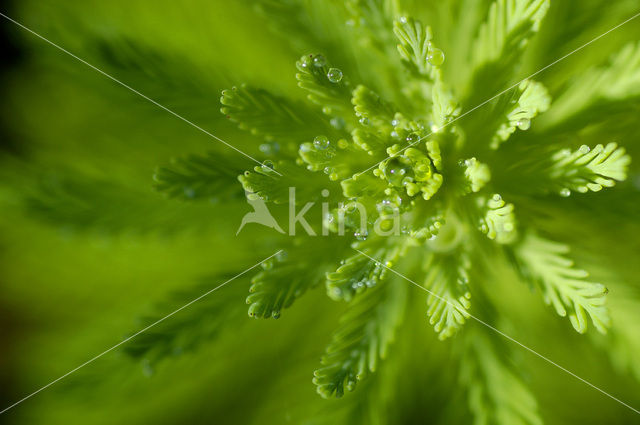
547, 142, 631, 195
154, 152, 246, 201
460, 329, 543, 425
423, 251, 472, 340
313, 276, 406, 398
513, 232, 610, 333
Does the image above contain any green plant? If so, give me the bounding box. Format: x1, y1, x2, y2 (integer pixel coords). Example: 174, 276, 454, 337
2, 0, 640, 424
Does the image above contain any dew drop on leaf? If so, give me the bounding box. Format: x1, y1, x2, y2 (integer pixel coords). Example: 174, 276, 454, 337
313, 54, 326, 67
516, 118, 531, 130
354, 230, 368, 241
314, 135, 330, 150
327, 68, 343, 83
405, 132, 420, 144
559, 188, 571, 197
427, 48, 445, 66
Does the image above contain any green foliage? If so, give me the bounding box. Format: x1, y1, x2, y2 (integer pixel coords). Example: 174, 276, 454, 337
545, 41, 640, 127
296, 54, 354, 117
313, 276, 407, 398
466, 0, 549, 103
123, 273, 246, 366
393, 17, 439, 78
326, 237, 405, 302
491, 80, 551, 148
26, 172, 219, 234
154, 152, 246, 201
547, 142, 630, 194
4, 0, 640, 424
220, 84, 330, 144
247, 240, 344, 318
423, 251, 472, 339
460, 329, 543, 425
513, 232, 610, 334
479, 194, 517, 244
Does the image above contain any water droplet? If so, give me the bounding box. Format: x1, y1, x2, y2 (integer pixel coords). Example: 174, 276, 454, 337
313, 54, 326, 67
327, 68, 343, 83
492, 194, 502, 202
354, 230, 368, 241
321, 189, 330, 197
399, 16, 408, 24
384, 158, 410, 186
276, 250, 288, 262
516, 118, 531, 130
359, 116, 370, 126
427, 48, 445, 66
314, 135, 330, 150
391, 119, 399, 126
579, 144, 591, 154
262, 160, 275, 170
272, 311, 281, 319
559, 188, 571, 197
405, 132, 419, 144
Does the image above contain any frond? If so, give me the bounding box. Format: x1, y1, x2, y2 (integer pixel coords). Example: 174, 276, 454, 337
544, 41, 640, 128
351, 84, 395, 124
431, 80, 461, 129
123, 273, 246, 365
466, 0, 549, 103
239, 160, 336, 204
595, 289, 640, 383
491, 80, 550, 149
512, 232, 610, 334
313, 277, 407, 398
247, 242, 340, 319
27, 173, 217, 234
91, 35, 224, 119
251, 0, 352, 69
423, 251, 472, 340
460, 328, 543, 425
461, 157, 491, 194
154, 152, 245, 201
296, 54, 354, 119
220, 84, 329, 143
478, 194, 517, 244
393, 17, 442, 78
547, 142, 630, 195
326, 237, 405, 302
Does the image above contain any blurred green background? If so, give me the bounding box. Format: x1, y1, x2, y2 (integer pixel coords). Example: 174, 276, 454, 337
1, 1, 640, 424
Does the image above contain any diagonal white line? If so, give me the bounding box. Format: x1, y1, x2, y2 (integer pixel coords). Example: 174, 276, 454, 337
354, 10, 640, 177
0, 250, 283, 415
353, 248, 640, 416
0, 12, 283, 177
